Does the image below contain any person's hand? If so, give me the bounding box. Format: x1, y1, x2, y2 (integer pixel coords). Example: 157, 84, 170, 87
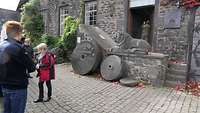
36, 64, 40, 69
36, 73, 39, 78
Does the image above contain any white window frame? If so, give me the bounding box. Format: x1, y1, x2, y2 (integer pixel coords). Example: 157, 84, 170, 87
60, 6, 69, 35
85, 1, 97, 25
129, 0, 155, 8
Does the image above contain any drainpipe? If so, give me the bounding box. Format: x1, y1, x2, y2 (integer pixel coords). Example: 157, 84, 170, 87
186, 7, 197, 82
152, 0, 160, 52
124, 0, 129, 32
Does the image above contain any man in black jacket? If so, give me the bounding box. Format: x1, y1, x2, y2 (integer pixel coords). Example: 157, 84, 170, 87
0, 21, 35, 113
23, 38, 34, 78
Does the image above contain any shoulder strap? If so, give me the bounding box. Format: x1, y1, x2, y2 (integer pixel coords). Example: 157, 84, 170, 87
48, 53, 52, 66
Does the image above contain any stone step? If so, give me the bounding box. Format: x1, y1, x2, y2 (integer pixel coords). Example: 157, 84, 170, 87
167, 68, 187, 76
164, 80, 184, 87
168, 63, 187, 71
166, 73, 186, 82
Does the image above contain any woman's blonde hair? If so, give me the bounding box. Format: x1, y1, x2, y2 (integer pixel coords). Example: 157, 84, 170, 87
36, 43, 47, 51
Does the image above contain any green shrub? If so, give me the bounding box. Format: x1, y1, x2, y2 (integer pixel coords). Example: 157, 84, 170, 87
41, 34, 59, 49
40, 34, 63, 64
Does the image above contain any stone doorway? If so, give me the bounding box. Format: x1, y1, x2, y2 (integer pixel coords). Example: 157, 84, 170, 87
128, 6, 154, 45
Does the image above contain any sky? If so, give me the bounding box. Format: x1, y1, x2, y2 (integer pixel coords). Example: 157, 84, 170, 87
0, 0, 20, 11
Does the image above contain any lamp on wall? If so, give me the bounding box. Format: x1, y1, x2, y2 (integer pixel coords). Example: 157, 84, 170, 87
61, 1, 66, 5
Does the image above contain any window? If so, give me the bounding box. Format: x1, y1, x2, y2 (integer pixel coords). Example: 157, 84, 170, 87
60, 6, 69, 35
85, 1, 97, 25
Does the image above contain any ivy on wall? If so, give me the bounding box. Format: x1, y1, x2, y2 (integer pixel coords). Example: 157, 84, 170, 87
59, 16, 79, 50
57, 16, 80, 61
57, 0, 84, 61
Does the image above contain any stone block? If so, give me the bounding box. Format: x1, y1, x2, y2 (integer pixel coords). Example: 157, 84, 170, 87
166, 73, 186, 82
168, 68, 187, 76
119, 77, 138, 87
124, 53, 168, 87
168, 63, 187, 71
165, 80, 182, 87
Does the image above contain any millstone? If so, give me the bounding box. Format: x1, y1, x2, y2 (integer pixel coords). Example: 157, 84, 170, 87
100, 55, 123, 81
71, 41, 101, 75
79, 24, 118, 50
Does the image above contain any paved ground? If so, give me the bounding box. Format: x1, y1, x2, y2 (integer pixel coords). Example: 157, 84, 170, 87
1, 64, 200, 113
0, 98, 2, 113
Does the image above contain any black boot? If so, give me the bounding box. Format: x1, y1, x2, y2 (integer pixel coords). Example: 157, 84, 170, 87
33, 99, 43, 103
44, 97, 51, 102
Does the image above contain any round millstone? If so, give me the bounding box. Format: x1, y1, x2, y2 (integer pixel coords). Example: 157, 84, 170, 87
100, 55, 124, 81
71, 41, 101, 75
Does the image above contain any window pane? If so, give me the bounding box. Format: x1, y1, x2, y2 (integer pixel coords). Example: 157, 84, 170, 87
85, 1, 97, 25
64, 10, 68, 14
90, 6, 93, 10
60, 6, 69, 35
90, 21, 92, 25
94, 5, 97, 10
90, 16, 93, 21
90, 12, 93, 16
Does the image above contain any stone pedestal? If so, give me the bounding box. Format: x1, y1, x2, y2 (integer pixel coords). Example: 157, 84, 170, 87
122, 53, 168, 87
165, 63, 187, 87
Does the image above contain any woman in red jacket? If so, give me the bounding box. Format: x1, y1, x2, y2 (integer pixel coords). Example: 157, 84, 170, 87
34, 43, 55, 103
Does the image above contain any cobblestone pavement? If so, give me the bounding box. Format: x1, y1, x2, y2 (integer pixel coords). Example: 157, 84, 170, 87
23, 64, 200, 113
0, 98, 2, 113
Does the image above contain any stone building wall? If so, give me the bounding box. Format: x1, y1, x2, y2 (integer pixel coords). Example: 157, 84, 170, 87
46, 0, 59, 36
0, 0, 27, 36
40, 0, 127, 37
40, 0, 194, 63
156, 0, 190, 62
0, 9, 20, 31
97, 0, 127, 36
40, 0, 48, 33
40, 0, 80, 36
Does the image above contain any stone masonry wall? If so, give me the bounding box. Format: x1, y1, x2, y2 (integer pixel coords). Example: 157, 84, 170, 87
0, 0, 27, 35
97, 0, 126, 36
156, 0, 190, 62
124, 53, 168, 87
41, 0, 80, 36
0, 9, 20, 31
41, 0, 126, 37
40, 0, 48, 33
